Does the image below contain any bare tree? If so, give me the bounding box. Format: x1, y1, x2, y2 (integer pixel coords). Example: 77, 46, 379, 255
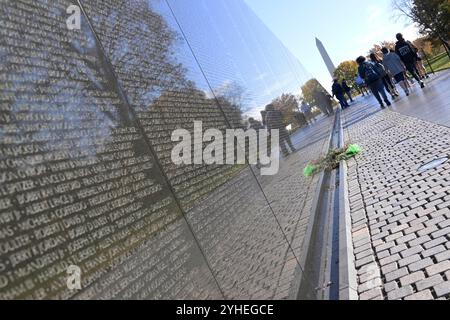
392, 0, 450, 57
214, 81, 251, 113
271, 93, 299, 126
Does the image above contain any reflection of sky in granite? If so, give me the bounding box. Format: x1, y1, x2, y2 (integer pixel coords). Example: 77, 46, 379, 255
157, 0, 312, 119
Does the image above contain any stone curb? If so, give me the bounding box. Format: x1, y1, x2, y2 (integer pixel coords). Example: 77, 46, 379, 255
337, 109, 359, 300
295, 113, 337, 299
338, 160, 359, 300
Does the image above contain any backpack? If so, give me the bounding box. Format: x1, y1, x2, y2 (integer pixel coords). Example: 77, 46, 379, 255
396, 41, 419, 62
363, 62, 380, 84
373, 62, 387, 78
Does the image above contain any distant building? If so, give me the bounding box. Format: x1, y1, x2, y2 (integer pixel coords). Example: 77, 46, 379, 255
316, 37, 336, 78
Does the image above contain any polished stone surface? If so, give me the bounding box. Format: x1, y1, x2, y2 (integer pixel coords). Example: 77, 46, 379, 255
390, 70, 450, 127
344, 70, 450, 128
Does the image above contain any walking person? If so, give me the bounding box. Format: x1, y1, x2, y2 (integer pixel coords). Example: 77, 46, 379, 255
369, 53, 399, 99
332, 79, 349, 109
381, 47, 410, 96
314, 90, 334, 116
342, 79, 354, 102
248, 118, 264, 168
415, 51, 429, 79
300, 100, 316, 125
395, 33, 425, 88
356, 56, 391, 109
324, 93, 335, 115
265, 104, 296, 157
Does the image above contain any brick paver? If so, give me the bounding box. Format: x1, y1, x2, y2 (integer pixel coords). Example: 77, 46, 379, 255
342, 76, 450, 300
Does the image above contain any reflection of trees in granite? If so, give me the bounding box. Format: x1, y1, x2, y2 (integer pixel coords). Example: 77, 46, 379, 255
81, 0, 189, 108
271, 93, 300, 127
301, 79, 328, 107
214, 81, 250, 125
81, 0, 247, 210
0, 0, 224, 299
148, 88, 244, 209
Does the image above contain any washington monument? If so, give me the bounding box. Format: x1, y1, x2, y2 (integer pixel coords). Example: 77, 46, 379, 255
316, 37, 336, 78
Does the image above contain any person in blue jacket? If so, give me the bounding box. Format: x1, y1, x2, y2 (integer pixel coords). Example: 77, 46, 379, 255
356, 56, 391, 109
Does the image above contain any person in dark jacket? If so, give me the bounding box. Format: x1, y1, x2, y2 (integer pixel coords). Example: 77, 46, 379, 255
369, 53, 399, 99
265, 104, 296, 157
341, 80, 354, 102
395, 33, 425, 88
357, 56, 391, 109
332, 79, 349, 109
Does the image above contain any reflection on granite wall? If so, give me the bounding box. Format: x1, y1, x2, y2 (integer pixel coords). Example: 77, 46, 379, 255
0, 0, 326, 299
0, 0, 222, 299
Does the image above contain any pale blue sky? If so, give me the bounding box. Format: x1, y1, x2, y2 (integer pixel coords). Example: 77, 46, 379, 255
244, 0, 419, 89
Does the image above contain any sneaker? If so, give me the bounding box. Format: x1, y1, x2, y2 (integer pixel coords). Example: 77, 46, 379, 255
385, 100, 392, 107
420, 82, 425, 88
406, 91, 410, 96
380, 103, 386, 109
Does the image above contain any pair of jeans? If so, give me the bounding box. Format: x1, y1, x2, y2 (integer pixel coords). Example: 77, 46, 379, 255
382, 76, 396, 95
276, 128, 295, 156
345, 91, 353, 102
368, 79, 389, 106
336, 94, 349, 108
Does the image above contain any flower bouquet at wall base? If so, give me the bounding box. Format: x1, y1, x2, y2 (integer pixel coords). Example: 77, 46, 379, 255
303, 144, 362, 177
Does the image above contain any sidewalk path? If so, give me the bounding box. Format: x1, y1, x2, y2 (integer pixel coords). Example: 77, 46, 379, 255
341, 71, 450, 300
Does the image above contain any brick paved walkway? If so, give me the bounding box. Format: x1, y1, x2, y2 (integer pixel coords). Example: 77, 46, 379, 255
342, 71, 450, 300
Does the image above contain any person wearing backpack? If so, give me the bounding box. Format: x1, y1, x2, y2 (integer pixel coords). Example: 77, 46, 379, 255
395, 33, 425, 88
370, 53, 399, 99
356, 56, 391, 109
